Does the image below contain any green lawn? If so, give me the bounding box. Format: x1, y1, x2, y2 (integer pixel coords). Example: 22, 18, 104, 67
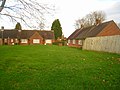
0, 45, 120, 90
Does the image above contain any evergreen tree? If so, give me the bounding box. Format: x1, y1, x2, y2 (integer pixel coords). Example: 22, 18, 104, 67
15, 22, 22, 30
51, 19, 62, 40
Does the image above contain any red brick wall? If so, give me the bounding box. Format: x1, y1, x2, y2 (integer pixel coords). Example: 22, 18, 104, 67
29, 32, 43, 45
0, 39, 2, 45
0, 38, 19, 45
8, 39, 18, 45
97, 21, 120, 36
0, 31, 55, 45
68, 40, 82, 48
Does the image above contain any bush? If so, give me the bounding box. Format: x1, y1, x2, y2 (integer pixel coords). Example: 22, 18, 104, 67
52, 41, 67, 46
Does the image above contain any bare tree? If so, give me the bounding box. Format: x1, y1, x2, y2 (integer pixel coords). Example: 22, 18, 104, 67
92, 11, 106, 24
75, 18, 86, 29
0, 0, 6, 12
0, 0, 54, 29
39, 18, 45, 30
74, 20, 81, 29
75, 11, 106, 29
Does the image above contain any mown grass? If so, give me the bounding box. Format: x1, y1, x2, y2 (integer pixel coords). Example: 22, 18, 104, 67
0, 45, 120, 90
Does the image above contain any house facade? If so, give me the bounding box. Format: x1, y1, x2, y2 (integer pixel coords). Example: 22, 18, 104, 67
0, 29, 55, 45
68, 20, 120, 48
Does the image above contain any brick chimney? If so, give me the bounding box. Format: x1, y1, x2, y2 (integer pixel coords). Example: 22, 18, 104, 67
81, 24, 84, 29
1, 26, 4, 30
96, 19, 101, 25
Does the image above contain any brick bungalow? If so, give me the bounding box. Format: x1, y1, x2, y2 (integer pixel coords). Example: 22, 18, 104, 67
68, 20, 120, 48
0, 29, 55, 45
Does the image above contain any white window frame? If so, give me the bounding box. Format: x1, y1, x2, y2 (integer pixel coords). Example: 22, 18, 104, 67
78, 40, 82, 45
4, 39, 7, 43
68, 40, 71, 44
33, 39, 40, 44
11, 39, 13, 42
21, 39, 28, 43
73, 39, 76, 44
45, 39, 52, 44
15, 39, 18, 43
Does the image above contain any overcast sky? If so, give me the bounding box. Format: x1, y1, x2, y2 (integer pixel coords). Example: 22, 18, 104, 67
1, 0, 120, 37
49, 0, 120, 37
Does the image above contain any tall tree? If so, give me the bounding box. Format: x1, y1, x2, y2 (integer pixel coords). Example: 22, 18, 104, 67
15, 22, 22, 30
75, 11, 106, 29
0, 0, 54, 28
51, 19, 62, 40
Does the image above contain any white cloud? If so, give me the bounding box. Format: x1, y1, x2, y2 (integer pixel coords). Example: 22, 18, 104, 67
51, 0, 117, 37
105, 2, 120, 23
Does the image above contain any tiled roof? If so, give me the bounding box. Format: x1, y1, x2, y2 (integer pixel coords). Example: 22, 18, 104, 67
39, 31, 54, 39
20, 30, 36, 39
0, 30, 18, 38
0, 30, 54, 39
68, 20, 115, 40
68, 29, 80, 39
76, 26, 95, 39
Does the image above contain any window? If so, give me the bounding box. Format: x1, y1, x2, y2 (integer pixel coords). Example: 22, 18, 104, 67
21, 39, 28, 43
15, 39, 18, 43
68, 40, 70, 44
4, 39, 7, 43
45, 39, 52, 44
73, 39, 76, 44
33, 39, 40, 44
11, 39, 13, 42
78, 40, 82, 45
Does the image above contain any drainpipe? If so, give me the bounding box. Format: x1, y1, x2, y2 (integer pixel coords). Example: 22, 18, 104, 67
1, 26, 4, 45
18, 30, 21, 45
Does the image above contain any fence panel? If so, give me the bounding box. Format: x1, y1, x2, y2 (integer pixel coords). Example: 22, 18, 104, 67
83, 35, 120, 54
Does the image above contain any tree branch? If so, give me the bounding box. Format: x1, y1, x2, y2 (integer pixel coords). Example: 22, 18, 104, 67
0, 0, 54, 29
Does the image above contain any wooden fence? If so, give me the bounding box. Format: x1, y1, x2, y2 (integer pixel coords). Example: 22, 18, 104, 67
83, 35, 120, 54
